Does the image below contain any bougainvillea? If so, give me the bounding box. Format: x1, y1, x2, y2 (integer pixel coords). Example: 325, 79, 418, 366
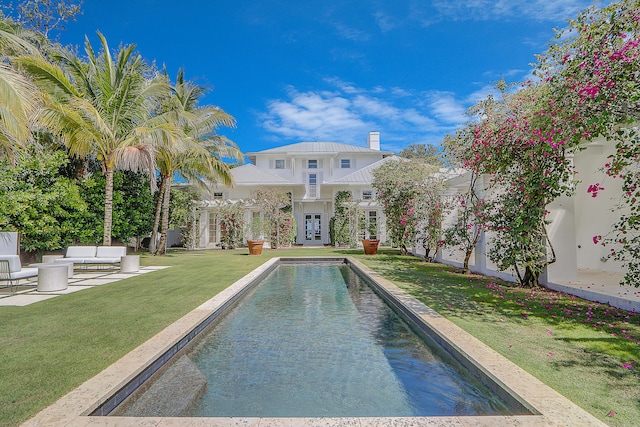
453, 82, 576, 286
537, 0, 640, 287
218, 202, 245, 249
253, 188, 296, 249
372, 158, 444, 256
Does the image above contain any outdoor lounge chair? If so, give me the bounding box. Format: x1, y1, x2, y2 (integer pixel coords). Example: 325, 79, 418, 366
0, 232, 38, 292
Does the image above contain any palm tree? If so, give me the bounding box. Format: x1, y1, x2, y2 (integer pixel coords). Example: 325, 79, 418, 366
17, 32, 177, 245
0, 16, 42, 162
152, 70, 242, 255
0, 62, 40, 162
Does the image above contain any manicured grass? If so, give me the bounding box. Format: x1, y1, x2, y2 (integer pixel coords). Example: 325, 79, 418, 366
358, 250, 640, 427
1, 247, 638, 426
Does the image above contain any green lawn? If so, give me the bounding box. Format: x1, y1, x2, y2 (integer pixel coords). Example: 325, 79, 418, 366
1, 248, 638, 426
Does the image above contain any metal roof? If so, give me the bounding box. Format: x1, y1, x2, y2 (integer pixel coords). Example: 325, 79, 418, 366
247, 142, 392, 155
229, 164, 296, 185
325, 155, 400, 184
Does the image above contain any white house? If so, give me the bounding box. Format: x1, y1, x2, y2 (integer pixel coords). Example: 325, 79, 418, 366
195, 132, 394, 248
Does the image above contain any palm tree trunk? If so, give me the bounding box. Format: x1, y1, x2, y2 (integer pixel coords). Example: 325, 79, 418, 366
150, 176, 165, 254
103, 165, 114, 246
156, 176, 172, 256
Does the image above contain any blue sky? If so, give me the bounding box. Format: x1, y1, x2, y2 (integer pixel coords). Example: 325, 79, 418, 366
51, 0, 603, 154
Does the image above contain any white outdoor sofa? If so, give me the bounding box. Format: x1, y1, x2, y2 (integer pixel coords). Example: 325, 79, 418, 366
0, 231, 38, 292
54, 246, 127, 268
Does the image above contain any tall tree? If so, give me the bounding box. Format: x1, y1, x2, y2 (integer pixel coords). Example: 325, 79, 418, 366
17, 32, 174, 245
0, 15, 42, 162
15, 0, 83, 37
398, 143, 443, 166
152, 69, 241, 255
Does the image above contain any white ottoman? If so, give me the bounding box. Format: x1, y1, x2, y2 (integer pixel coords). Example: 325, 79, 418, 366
120, 255, 140, 273
37, 264, 68, 292
31, 261, 73, 278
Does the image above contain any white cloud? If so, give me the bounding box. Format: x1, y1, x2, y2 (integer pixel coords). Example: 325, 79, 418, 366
427, 92, 467, 124
374, 11, 398, 32
259, 83, 459, 151
430, 0, 593, 22
333, 23, 370, 42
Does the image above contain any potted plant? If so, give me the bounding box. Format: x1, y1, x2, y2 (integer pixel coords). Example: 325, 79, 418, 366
362, 216, 380, 255
246, 217, 265, 255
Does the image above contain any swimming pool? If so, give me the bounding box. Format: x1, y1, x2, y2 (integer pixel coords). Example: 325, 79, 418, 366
27, 257, 605, 426
112, 261, 526, 417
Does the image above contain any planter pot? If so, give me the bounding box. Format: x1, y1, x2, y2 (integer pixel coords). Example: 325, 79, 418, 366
247, 239, 265, 255
362, 239, 380, 255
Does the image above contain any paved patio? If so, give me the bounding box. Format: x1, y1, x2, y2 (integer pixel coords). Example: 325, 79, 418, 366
548, 269, 640, 313
0, 266, 169, 306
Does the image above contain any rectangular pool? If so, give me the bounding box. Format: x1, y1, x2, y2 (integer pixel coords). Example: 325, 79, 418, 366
111, 261, 529, 417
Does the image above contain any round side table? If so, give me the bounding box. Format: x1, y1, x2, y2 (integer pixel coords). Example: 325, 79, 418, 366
37, 264, 68, 292
120, 255, 140, 273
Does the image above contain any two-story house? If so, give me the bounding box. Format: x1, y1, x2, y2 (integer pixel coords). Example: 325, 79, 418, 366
196, 132, 394, 247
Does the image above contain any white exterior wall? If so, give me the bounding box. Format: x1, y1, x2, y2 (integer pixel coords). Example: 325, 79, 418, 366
435, 140, 628, 284
572, 142, 625, 273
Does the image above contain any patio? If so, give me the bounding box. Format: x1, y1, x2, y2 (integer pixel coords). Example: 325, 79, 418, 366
0, 266, 169, 306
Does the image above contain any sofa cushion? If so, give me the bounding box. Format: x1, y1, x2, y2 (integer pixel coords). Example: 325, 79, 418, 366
0, 255, 22, 272
66, 246, 97, 258
95, 246, 127, 258
10, 267, 38, 280
56, 257, 92, 264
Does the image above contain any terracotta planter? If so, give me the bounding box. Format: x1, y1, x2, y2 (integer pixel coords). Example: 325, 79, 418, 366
247, 239, 264, 255
362, 239, 380, 255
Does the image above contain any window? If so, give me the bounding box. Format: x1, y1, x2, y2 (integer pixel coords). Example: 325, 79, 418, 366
309, 173, 317, 185
362, 190, 372, 200
308, 159, 318, 169
208, 213, 218, 243
340, 159, 351, 169
213, 192, 223, 199
275, 159, 285, 169
367, 211, 377, 240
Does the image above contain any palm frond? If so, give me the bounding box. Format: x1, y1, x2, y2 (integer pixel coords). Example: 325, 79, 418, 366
0, 62, 39, 149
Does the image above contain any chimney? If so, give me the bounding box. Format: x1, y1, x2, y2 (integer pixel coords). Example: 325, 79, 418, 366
367, 131, 380, 151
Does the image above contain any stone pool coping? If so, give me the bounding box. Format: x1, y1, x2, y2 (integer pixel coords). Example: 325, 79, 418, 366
22, 257, 605, 426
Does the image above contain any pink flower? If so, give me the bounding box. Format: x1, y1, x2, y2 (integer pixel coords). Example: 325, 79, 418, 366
622, 363, 633, 370
547, 330, 553, 335
607, 411, 615, 417
548, 352, 554, 357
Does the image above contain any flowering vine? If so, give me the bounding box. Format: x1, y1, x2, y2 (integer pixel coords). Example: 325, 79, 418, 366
537, 0, 640, 287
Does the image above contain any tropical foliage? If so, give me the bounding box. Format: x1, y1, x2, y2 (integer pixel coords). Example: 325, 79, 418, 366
253, 188, 296, 249
218, 202, 245, 249
167, 186, 201, 250
372, 158, 443, 256
330, 190, 362, 248
16, 32, 165, 245
535, 0, 640, 287
151, 69, 241, 255
445, 82, 576, 286
0, 148, 87, 253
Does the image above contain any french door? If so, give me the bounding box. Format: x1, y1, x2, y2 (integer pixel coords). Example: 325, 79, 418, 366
304, 214, 322, 242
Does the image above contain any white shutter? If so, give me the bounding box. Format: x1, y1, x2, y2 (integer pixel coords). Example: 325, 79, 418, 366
286, 159, 291, 169
318, 159, 324, 168
269, 159, 274, 169
351, 158, 356, 169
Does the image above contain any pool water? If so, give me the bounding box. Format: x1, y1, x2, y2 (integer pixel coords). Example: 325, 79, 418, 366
123, 264, 513, 417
